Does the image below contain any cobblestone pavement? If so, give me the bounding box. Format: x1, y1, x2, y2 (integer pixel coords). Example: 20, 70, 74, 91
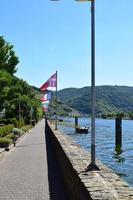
0, 119, 67, 200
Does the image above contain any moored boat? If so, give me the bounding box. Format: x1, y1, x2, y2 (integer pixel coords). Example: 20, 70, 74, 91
76, 127, 89, 134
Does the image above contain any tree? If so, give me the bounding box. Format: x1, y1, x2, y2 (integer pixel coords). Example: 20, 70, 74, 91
129, 111, 133, 119
7, 77, 42, 123
0, 36, 19, 75
116, 112, 125, 118
0, 36, 43, 123
0, 70, 12, 111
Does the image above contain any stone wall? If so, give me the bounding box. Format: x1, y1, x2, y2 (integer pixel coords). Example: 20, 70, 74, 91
45, 120, 133, 200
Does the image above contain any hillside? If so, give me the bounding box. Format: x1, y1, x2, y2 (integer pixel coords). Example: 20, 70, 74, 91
35, 89, 83, 117
57, 85, 133, 115
49, 99, 82, 117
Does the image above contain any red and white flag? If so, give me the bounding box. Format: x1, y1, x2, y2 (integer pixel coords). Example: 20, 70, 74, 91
40, 92, 51, 102
40, 73, 57, 91
48, 73, 56, 87
42, 107, 48, 112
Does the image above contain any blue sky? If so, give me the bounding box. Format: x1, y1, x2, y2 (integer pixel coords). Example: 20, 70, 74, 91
0, 0, 133, 90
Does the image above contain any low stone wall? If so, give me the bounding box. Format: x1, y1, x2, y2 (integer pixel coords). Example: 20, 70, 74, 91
45, 120, 133, 200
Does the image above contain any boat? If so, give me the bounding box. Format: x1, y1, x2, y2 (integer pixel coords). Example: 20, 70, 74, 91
76, 127, 89, 134
58, 118, 63, 122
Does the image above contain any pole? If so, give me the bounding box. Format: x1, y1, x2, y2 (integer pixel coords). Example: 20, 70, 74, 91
75, 116, 78, 132
55, 70, 58, 130
75, 117, 78, 127
91, 0, 95, 165
115, 118, 122, 148
86, 1, 99, 171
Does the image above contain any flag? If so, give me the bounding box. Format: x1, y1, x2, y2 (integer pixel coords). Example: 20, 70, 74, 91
47, 91, 51, 100
42, 100, 49, 107
40, 94, 47, 102
42, 100, 49, 112
40, 81, 49, 91
42, 107, 48, 112
40, 73, 57, 91
40, 91, 51, 102
48, 73, 56, 87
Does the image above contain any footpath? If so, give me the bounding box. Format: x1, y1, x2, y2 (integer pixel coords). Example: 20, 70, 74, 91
0, 119, 67, 200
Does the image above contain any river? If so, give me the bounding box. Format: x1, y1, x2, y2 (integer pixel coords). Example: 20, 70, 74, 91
58, 117, 133, 187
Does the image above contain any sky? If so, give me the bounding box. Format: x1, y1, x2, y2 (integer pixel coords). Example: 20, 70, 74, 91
0, 0, 133, 90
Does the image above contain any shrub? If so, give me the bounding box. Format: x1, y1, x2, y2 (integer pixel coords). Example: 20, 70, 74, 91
0, 118, 18, 127
18, 117, 25, 128
5, 133, 17, 140
9, 118, 18, 127
0, 124, 14, 138
21, 125, 32, 132
0, 138, 12, 148
12, 128, 24, 136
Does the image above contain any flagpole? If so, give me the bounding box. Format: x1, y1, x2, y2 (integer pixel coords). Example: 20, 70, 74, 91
55, 70, 58, 130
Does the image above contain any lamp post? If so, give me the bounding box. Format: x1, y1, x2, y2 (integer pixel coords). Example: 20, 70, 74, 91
50, 0, 99, 170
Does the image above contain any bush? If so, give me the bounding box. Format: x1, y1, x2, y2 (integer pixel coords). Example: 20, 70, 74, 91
12, 128, 24, 136
9, 118, 18, 127
0, 138, 12, 148
5, 133, 17, 140
0, 118, 18, 127
0, 124, 14, 138
21, 125, 32, 132
18, 117, 25, 128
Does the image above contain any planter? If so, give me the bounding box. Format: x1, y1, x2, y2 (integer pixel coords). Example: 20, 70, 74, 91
0, 138, 11, 149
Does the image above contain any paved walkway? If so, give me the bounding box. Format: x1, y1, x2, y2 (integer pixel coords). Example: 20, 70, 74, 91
0, 119, 67, 200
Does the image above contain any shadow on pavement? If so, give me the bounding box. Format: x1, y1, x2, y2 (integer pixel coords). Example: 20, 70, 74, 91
16, 143, 44, 148
45, 125, 68, 200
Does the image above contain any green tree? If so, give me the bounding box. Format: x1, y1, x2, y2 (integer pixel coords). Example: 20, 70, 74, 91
4, 77, 41, 122
116, 112, 125, 118
129, 111, 133, 119
0, 36, 43, 124
0, 36, 19, 75
0, 70, 12, 111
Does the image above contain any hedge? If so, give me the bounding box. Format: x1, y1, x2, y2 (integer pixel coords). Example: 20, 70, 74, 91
0, 124, 14, 138
0, 124, 32, 149
5, 133, 17, 140
21, 125, 32, 132
0, 138, 12, 148
0, 118, 18, 127
12, 128, 24, 136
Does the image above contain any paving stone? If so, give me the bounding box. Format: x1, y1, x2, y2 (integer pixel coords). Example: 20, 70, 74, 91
0, 120, 50, 200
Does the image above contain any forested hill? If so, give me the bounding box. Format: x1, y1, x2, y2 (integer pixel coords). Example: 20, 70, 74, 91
57, 85, 133, 115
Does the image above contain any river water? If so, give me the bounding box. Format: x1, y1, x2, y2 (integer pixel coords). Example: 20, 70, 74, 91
58, 117, 133, 187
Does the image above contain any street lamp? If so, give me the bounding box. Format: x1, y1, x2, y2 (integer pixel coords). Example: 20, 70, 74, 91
50, 0, 99, 171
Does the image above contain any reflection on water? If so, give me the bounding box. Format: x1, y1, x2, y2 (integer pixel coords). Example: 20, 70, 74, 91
113, 145, 125, 163
115, 145, 123, 155
58, 117, 133, 187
